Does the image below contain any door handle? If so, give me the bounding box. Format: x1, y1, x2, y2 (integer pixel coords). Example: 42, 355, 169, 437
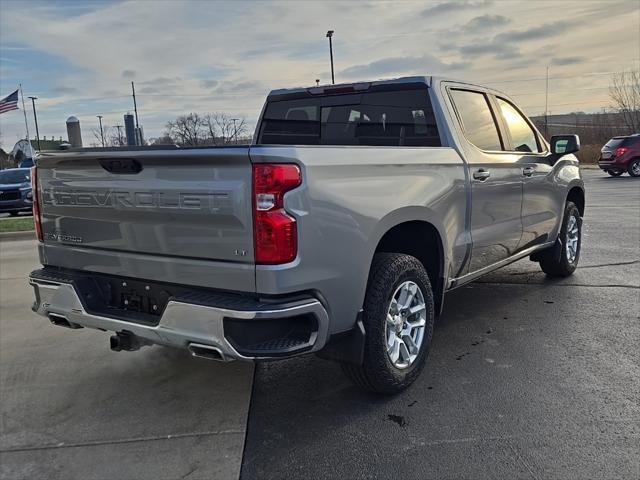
522, 166, 535, 177
473, 169, 491, 181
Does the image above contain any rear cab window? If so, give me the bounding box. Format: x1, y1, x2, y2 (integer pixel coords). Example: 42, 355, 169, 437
258, 85, 441, 147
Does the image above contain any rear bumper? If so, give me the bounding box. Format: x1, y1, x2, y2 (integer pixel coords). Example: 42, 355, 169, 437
598, 159, 626, 170
29, 268, 329, 362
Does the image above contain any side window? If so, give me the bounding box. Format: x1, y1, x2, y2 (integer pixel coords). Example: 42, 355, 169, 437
496, 98, 541, 153
450, 89, 502, 151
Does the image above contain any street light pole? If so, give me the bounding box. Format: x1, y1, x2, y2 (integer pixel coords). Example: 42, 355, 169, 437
115, 125, 124, 146
97, 115, 105, 147
28, 96, 41, 151
326, 30, 335, 84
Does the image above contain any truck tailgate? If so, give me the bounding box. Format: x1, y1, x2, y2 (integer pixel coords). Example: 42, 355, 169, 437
36, 147, 255, 290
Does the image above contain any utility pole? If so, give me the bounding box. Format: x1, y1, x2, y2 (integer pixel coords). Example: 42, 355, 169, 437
19, 84, 30, 145
115, 125, 124, 146
131, 81, 140, 145
97, 115, 105, 147
326, 30, 335, 84
231, 118, 239, 144
544, 65, 549, 138
28, 96, 41, 151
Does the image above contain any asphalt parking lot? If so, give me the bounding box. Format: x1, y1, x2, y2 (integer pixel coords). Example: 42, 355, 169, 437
1, 170, 638, 479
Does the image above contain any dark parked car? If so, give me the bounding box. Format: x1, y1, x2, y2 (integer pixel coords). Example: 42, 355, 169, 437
598, 134, 640, 177
0, 168, 33, 216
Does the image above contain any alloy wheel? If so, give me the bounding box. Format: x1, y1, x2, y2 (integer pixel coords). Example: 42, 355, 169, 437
566, 213, 580, 264
385, 281, 426, 369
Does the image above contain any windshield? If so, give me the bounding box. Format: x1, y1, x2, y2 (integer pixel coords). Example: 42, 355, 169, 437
258, 87, 441, 147
0, 170, 30, 184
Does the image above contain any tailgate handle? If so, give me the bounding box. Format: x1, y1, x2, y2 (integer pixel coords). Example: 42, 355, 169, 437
99, 158, 142, 174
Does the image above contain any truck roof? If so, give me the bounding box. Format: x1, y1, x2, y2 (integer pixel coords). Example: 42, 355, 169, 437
268, 76, 433, 98
267, 75, 508, 99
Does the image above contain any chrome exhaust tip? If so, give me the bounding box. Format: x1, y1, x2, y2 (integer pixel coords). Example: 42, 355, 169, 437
188, 343, 227, 362
49, 313, 83, 329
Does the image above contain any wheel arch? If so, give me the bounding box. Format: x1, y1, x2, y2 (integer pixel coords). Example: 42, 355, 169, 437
567, 185, 585, 217
372, 220, 446, 315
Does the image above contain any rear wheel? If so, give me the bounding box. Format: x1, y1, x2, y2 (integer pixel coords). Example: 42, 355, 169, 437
8, 211, 19, 217
627, 159, 640, 177
341, 253, 434, 394
538, 201, 581, 277
607, 170, 624, 177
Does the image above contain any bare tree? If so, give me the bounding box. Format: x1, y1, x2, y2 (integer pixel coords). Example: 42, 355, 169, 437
203, 113, 247, 145
166, 113, 205, 146
151, 134, 176, 145
609, 70, 640, 133
91, 125, 118, 147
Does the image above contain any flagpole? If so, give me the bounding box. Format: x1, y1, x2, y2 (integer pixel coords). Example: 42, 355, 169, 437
19, 84, 31, 146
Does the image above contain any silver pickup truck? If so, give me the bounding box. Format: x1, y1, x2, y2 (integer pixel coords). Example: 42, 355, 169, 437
29, 76, 585, 393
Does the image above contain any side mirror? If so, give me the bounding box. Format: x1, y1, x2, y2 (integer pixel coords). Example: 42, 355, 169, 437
550, 134, 580, 155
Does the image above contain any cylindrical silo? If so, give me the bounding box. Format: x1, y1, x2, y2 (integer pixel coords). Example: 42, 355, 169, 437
66, 116, 83, 147
124, 113, 136, 146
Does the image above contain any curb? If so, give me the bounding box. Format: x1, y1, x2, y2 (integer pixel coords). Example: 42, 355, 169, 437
0, 230, 36, 241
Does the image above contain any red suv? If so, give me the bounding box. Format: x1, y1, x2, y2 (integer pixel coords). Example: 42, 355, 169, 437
599, 134, 640, 177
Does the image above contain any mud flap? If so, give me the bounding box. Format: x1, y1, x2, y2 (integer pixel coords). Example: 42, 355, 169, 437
316, 313, 365, 365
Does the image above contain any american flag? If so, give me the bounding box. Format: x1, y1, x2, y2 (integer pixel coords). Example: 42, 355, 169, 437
0, 89, 19, 115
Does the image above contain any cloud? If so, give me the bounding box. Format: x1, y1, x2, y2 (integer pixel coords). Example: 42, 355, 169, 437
464, 14, 510, 30
140, 77, 182, 86
550, 56, 586, 66
340, 54, 469, 79
496, 21, 575, 43
422, 0, 492, 17
457, 20, 577, 62
137, 86, 160, 94
213, 80, 265, 95
121, 70, 136, 79
459, 41, 520, 60
51, 86, 79, 95
200, 79, 219, 89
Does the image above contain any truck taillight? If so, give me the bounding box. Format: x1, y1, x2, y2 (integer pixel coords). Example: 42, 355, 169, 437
30, 166, 43, 242
252, 164, 301, 264
615, 147, 629, 156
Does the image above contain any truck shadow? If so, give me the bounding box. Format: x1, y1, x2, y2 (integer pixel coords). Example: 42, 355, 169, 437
240, 281, 548, 478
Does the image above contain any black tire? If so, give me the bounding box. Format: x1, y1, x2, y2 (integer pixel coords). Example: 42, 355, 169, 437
538, 201, 581, 277
8, 211, 19, 217
627, 158, 640, 177
607, 170, 624, 177
341, 253, 435, 394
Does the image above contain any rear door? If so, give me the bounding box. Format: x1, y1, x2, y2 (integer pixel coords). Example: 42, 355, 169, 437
37, 147, 255, 289
448, 88, 523, 272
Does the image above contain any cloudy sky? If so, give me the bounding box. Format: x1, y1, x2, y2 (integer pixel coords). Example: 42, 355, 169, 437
0, 0, 638, 149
